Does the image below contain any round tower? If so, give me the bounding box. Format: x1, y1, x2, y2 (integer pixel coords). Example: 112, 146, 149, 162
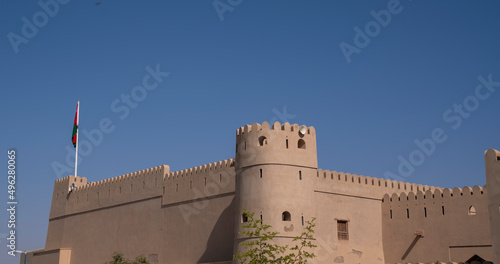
234, 121, 318, 254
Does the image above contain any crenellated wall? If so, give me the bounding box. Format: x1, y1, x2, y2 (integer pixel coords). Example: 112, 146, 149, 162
235, 121, 317, 169
382, 185, 492, 263
49, 165, 169, 220
163, 159, 235, 206
314, 168, 441, 200
43, 159, 237, 264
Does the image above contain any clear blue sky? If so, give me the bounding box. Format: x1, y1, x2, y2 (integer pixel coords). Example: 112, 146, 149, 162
1, 0, 499, 263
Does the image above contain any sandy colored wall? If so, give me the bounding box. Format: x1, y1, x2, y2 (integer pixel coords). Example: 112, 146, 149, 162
233, 121, 318, 257
315, 168, 441, 200
21, 248, 71, 264
485, 148, 500, 264
311, 168, 439, 264
43, 159, 236, 264
312, 190, 385, 264
382, 186, 492, 263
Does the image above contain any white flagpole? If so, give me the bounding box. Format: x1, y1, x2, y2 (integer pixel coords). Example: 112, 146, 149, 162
74, 100, 80, 178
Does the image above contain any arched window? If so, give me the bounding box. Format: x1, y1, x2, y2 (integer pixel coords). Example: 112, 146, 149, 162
258, 136, 267, 146
282, 211, 291, 221
298, 139, 306, 149
468, 206, 476, 216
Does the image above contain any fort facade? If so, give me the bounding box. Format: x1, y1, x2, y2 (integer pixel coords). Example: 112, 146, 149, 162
22, 122, 499, 264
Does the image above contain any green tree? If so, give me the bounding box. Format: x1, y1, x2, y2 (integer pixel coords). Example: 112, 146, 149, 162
106, 252, 150, 264
234, 209, 317, 264
285, 216, 317, 264
106, 252, 127, 264
132, 255, 149, 264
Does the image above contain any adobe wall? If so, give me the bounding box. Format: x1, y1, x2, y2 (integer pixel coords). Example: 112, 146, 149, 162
21, 248, 71, 264
312, 169, 441, 263
382, 186, 492, 263
42, 159, 236, 264
161, 158, 236, 264
485, 148, 500, 264
315, 168, 441, 200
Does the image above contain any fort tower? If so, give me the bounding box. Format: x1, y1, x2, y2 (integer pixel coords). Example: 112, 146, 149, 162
234, 121, 318, 254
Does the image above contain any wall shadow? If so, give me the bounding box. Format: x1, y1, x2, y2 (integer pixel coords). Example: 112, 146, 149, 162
197, 197, 235, 263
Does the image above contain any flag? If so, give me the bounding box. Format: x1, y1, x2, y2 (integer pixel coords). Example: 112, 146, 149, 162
72, 101, 79, 148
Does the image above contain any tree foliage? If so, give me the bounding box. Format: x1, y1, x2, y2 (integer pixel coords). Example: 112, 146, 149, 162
106, 252, 149, 264
234, 209, 317, 264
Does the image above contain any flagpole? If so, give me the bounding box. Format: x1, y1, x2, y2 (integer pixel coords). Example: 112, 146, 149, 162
74, 100, 79, 178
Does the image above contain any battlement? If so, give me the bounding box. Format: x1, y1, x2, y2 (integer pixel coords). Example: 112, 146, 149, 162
235, 121, 315, 136
49, 165, 169, 219
72, 165, 169, 193
314, 168, 441, 200
166, 158, 234, 180
54, 175, 87, 186
163, 158, 236, 205
382, 184, 488, 224
49, 159, 237, 219
235, 121, 318, 169
382, 185, 486, 203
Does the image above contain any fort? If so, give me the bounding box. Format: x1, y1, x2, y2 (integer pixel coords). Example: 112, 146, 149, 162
22, 122, 499, 264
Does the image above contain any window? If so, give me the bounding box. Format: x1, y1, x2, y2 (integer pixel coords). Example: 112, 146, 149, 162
424, 207, 427, 217
390, 210, 392, 219
442, 206, 445, 215
260, 169, 262, 178
282, 211, 291, 221
468, 206, 476, 216
337, 220, 348, 240
406, 209, 410, 218
299, 171, 302, 180
301, 215, 304, 226
298, 139, 306, 149
258, 136, 267, 146
242, 213, 248, 223
286, 139, 289, 149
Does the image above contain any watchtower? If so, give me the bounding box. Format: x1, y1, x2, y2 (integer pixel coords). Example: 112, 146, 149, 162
233, 121, 318, 253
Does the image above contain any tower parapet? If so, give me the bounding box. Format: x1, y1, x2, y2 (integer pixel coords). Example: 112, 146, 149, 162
235, 121, 317, 170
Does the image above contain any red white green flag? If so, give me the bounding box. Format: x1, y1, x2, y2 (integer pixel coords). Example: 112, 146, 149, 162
72, 101, 79, 148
